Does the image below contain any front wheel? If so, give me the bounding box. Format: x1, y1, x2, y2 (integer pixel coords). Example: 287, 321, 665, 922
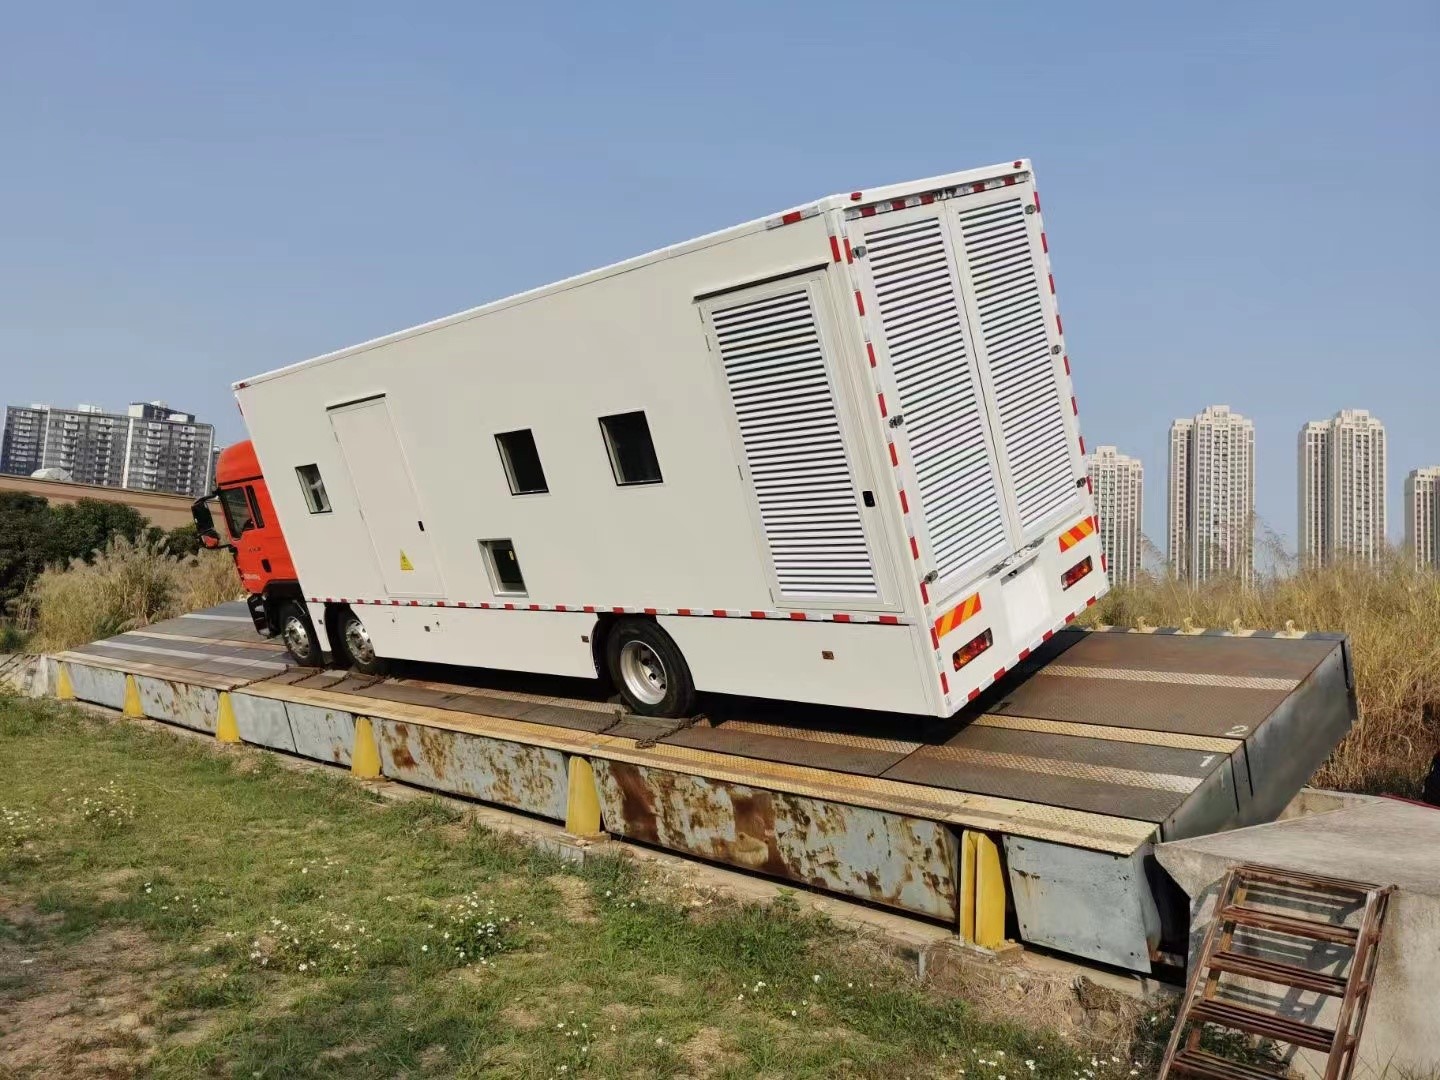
606, 619, 695, 719
277, 600, 323, 668
334, 607, 390, 677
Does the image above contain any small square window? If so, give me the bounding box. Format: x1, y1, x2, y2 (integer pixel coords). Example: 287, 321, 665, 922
479, 538, 527, 596
599, 411, 662, 486
296, 464, 331, 513
495, 429, 548, 495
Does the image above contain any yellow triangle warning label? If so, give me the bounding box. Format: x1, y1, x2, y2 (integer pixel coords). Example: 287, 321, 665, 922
399, 550, 415, 572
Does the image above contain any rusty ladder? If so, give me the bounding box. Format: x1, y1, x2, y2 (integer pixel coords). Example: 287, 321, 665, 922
1159, 862, 1393, 1080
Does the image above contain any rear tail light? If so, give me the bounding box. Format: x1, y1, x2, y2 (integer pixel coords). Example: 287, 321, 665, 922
953, 629, 993, 670
1061, 556, 1093, 591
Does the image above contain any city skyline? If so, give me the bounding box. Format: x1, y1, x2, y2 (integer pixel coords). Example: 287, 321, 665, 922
0, 400, 215, 498
1086, 406, 1433, 579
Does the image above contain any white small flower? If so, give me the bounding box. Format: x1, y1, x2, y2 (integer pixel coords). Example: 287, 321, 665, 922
790, 1009, 797, 1017
812, 974, 821, 983
421, 944, 429, 952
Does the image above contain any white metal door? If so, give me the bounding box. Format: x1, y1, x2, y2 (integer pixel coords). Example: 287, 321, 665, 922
947, 190, 1078, 539
328, 397, 444, 597
850, 205, 1012, 597
702, 274, 881, 605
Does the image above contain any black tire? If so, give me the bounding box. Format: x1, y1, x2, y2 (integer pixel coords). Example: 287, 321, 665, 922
276, 600, 324, 668
333, 606, 390, 677
605, 618, 695, 718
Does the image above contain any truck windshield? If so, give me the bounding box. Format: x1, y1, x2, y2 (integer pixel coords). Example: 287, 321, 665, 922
219, 487, 258, 537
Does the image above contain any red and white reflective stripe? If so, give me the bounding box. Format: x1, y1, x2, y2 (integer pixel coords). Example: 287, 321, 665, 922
764, 205, 822, 229
843, 171, 1030, 221
306, 597, 909, 626
1029, 186, 1087, 465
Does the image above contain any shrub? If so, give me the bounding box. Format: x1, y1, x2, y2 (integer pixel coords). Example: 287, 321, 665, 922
1086, 551, 1440, 795
17, 536, 241, 651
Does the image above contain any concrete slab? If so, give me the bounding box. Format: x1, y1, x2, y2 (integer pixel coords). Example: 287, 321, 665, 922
1157, 800, 1440, 1077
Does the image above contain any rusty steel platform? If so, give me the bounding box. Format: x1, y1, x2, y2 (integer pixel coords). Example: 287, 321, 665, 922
45, 602, 1357, 973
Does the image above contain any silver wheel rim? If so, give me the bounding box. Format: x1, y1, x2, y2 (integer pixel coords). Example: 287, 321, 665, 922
282, 615, 313, 661
618, 640, 667, 706
344, 617, 376, 665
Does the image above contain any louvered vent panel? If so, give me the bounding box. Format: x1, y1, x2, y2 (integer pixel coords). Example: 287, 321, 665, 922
956, 198, 1074, 531
711, 288, 877, 598
863, 216, 1008, 581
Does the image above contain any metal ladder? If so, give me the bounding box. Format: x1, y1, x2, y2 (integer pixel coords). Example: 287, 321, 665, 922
1160, 862, 1393, 1080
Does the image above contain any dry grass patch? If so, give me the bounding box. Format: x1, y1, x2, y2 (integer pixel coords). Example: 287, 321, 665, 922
15, 536, 241, 652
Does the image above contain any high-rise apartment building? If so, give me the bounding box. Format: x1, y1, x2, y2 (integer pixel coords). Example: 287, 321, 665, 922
1168, 406, 1255, 584
1297, 421, 1331, 569
1167, 420, 1193, 581
1086, 446, 1144, 586
1404, 467, 1440, 570
0, 402, 215, 498
1297, 410, 1387, 567
0, 405, 48, 479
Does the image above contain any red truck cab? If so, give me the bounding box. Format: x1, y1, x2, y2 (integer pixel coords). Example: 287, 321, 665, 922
192, 440, 323, 665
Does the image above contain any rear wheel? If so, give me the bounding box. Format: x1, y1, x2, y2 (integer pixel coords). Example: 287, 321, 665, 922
606, 619, 694, 718
334, 606, 389, 677
277, 600, 323, 668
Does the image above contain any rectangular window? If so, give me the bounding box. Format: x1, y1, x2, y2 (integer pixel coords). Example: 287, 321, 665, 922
495, 429, 548, 495
296, 464, 332, 513
599, 411, 662, 486
479, 538, 527, 595
219, 486, 257, 536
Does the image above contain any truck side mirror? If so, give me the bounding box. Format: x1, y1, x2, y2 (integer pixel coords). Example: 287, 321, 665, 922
191, 497, 230, 551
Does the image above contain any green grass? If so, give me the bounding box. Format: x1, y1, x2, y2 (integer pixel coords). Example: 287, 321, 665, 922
0, 695, 1161, 1079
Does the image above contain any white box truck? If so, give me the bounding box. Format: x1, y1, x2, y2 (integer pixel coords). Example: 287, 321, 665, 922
224, 158, 1107, 718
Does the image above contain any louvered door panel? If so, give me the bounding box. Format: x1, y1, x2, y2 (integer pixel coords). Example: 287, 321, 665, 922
710, 287, 878, 599
861, 215, 1009, 582
955, 198, 1074, 532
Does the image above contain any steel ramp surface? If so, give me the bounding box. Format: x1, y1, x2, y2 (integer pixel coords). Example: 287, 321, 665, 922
55, 607, 1355, 849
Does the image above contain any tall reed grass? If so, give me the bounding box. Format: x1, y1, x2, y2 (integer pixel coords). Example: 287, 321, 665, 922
15, 535, 242, 652
1087, 552, 1440, 795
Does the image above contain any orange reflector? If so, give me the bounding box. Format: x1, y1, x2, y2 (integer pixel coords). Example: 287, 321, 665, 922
1061, 556, 1093, 591
1058, 516, 1096, 553
934, 591, 982, 639
953, 628, 993, 671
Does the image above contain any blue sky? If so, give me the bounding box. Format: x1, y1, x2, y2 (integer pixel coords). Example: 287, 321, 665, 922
1, 2, 1435, 549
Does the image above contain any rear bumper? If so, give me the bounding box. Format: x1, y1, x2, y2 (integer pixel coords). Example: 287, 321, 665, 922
932, 515, 1109, 714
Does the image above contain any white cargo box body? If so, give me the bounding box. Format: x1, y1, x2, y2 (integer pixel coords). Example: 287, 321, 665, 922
235, 159, 1107, 718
